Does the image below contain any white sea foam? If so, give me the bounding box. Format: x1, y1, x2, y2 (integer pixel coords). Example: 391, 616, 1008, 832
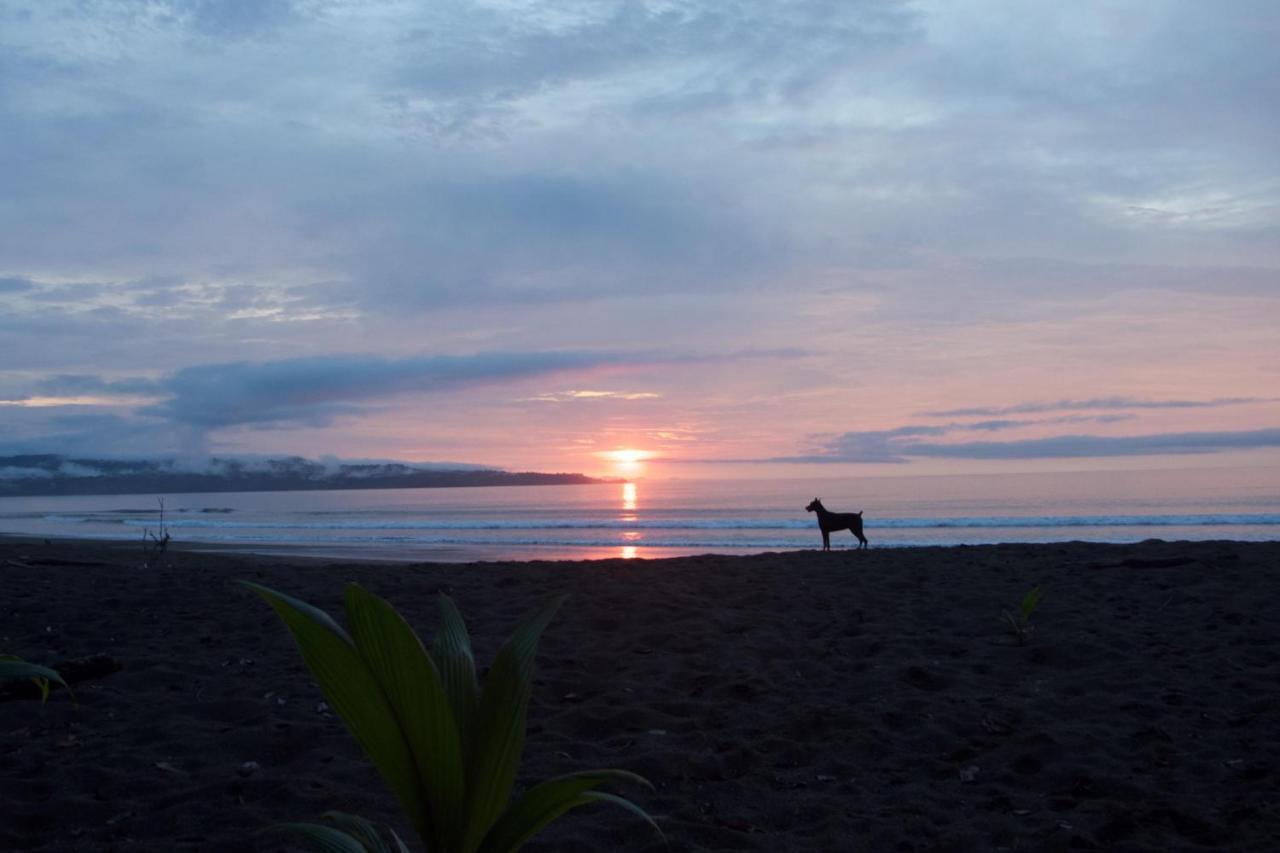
108, 513, 1280, 531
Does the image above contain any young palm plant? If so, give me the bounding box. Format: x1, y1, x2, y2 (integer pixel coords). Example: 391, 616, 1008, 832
244, 582, 661, 853
0, 654, 68, 702
1002, 585, 1045, 645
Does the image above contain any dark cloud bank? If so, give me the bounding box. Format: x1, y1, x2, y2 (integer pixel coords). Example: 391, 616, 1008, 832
36, 351, 652, 430
775, 426, 1280, 464
9, 348, 804, 456
922, 396, 1277, 418
758, 397, 1280, 464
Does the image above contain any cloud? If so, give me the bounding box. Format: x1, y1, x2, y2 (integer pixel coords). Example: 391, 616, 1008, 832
1, 3, 1278, 467
962, 414, 1134, 431
0, 452, 495, 482
134, 352, 651, 428
183, 0, 300, 39
36, 374, 164, 397
0, 412, 209, 457
7, 1, 1274, 324
921, 397, 1276, 418
804, 425, 950, 464
1, 347, 809, 456
523, 389, 661, 403
0, 395, 142, 408
386, 1, 917, 109
904, 428, 1280, 461
0, 276, 35, 293
759, 416, 1123, 463
6, 353, 654, 442
965, 258, 1280, 299
769, 424, 1280, 463
25, 348, 792, 431
147, 347, 809, 428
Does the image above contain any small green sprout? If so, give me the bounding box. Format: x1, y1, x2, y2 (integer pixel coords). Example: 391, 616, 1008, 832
1003, 586, 1044, 645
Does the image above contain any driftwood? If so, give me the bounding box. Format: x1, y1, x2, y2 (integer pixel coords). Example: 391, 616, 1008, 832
0, 653, 122, 701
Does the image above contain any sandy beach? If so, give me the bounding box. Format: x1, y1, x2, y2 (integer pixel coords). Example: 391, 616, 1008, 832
2, 537, 1277, 852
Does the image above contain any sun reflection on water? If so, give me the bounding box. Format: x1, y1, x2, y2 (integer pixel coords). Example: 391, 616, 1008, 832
620, 482, 639, 558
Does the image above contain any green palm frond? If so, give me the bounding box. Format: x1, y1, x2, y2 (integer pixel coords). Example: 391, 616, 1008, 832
0, 654, 69, 703
245, 582, 662, 853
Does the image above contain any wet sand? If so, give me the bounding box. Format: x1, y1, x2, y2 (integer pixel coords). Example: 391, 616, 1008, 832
2, 537, 1277, 851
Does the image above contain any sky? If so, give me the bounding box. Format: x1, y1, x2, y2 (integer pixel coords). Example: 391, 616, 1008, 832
1, 0, 1278, 479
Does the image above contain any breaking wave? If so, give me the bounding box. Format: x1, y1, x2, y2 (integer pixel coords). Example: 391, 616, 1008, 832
103, 513, 1280, 531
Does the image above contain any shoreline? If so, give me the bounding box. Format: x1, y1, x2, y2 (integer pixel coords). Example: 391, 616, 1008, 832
5, 531, 1277, 566
3, 538, 1278, 851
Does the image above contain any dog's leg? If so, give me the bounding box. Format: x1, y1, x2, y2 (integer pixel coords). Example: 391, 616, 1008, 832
822, 529, 830, 550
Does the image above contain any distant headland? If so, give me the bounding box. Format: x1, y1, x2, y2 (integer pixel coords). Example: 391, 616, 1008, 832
0, 454, 614, 497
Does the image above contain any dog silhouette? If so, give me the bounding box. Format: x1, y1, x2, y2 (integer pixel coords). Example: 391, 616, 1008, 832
805, 498, 868, 550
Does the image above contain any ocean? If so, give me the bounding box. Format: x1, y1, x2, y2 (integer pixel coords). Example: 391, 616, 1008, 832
1, 466, 1276, 562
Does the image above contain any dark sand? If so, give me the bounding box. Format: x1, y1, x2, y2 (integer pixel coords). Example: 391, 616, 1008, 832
2, 538, 1278, 852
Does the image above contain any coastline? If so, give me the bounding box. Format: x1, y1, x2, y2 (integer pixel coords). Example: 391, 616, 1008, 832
3, 538, 1278, 851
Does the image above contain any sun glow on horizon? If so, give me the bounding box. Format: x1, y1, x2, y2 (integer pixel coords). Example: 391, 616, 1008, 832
598, 448, 654, 464
597, 447, 654, 478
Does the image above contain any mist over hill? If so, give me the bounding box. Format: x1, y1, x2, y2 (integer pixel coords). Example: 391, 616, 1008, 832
0, 455, 607, 497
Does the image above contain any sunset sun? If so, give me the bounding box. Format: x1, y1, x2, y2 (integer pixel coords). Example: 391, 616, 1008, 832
599, 448, 653, 464
597, 448, 654, 477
